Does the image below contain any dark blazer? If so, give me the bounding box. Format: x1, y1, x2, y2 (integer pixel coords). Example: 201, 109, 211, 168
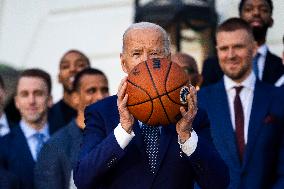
201, 51, 284, 87
48, 99, 77, 133
198, 80, 284, 189
34, 120, 82, 189
0, 126, 36, 189
0, 169, 20, 189
74, 95, 229, 189
0, 123, 57, 189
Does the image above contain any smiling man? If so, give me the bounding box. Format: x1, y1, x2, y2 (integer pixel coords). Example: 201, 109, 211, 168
202, 0, 284, 86
198, 18, 284, 189
0, 69, 54, 189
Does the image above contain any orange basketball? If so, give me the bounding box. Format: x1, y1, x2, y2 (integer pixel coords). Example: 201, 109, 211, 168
126, 58, 190, 126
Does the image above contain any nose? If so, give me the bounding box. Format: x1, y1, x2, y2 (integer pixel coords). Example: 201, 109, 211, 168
69, 64, 77, 74
228, 48, 236, 59
252, 7, 260, 16
28, 94, 36, 104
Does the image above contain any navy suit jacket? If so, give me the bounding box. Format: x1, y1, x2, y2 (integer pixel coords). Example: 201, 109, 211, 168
34, 120, 82, 189
0, 123, 57, 189
198, 80, 284, 189
74, 95, 229, 189
201, 51, 284, 87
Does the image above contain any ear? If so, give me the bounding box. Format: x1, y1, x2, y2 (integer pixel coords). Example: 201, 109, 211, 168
72, 92, 79, 107
120, 53, 128, 74
58, 73, 62, 84
14, 95, 20, 110
47, 95, 53, 108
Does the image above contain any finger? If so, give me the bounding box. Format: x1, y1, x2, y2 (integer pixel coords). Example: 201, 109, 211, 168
180, 106, 187, 117
121, 93, 129, 108
117, 79, 128, 102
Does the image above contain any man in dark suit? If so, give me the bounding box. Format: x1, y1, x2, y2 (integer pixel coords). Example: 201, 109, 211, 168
0, 75, 15, 137
34, 68, 109, 189
275, 34, 284, 87
198, 18, 284, 188
48, 50, 90, 131
74, 22, 229, 189
202, 0, 284, 86
0, 69, 56, 189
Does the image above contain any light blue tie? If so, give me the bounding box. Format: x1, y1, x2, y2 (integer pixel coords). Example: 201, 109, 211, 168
253, 53, 261, 79
141, 124, 160, 174
34, 132, 45, 159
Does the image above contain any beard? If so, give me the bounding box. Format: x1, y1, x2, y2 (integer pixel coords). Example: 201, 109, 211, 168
252, 26, 268, 42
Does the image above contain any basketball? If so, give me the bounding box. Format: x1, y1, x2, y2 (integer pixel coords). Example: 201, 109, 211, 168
126, 58, 190, 126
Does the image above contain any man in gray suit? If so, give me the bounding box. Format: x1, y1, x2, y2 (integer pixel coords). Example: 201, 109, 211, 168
34, 68, 109, 189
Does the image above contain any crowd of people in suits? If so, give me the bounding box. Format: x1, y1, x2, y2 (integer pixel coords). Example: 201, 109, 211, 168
0, 0, 284, 189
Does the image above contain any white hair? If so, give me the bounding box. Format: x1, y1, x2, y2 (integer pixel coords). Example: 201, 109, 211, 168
122, 22, 171, 55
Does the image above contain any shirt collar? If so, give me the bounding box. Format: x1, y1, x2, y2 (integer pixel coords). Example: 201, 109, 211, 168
0, 113, 8, 126
20, 120, 49, 139
224, 71, 256, 91
257, 44, 268, 57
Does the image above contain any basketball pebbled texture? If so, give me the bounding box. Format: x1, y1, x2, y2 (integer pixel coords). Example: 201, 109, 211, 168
126, 58, 189, 126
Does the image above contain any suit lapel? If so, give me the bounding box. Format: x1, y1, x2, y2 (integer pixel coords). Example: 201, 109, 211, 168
242, 81, 270, 170
12, 127, 35, 173
210, 81, 241, 167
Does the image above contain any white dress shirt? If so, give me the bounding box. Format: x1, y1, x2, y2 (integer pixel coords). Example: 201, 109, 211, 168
256, 44, 268, 80
0, 113, 10, 136
224, 71, 256, 144
20, 120, 50, 161
114, 121, 198, 156
275, 75, 284, 87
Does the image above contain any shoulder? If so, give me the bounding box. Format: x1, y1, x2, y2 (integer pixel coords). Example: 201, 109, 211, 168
267, 51, 282, 63
46, 123, 74, 148
85, 95, 117, 113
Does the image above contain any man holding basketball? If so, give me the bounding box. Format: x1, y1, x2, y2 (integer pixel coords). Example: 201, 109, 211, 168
74, 22, 229, 189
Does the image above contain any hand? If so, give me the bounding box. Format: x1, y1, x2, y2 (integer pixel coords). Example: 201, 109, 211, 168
117, 77, 134, 133
176, 85, 198, 142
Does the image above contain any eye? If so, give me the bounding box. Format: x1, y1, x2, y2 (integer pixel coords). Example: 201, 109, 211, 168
87, 88, 97, 94
60, 63, 70, 70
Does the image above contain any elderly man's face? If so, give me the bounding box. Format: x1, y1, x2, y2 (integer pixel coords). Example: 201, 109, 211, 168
120, 28, 170, 74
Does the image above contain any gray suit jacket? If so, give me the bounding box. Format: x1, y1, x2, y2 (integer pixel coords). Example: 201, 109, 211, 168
34, 120, 83, 189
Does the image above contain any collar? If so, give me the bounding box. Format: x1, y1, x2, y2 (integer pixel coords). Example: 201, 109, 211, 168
257, 44, 268, 57
0, 113, 8, 126
224, 71, 256, 91
20, 120, 49, 139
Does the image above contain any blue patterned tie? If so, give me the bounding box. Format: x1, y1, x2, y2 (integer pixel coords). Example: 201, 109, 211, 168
141, 124, 160, 174
253, 53, 261, 79
34, 132, 45, 160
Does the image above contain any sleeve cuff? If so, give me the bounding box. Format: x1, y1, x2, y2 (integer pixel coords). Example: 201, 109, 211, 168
178, 130, 198, 156
114, 123, 135, 149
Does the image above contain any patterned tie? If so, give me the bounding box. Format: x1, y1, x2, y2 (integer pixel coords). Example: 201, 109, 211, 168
253, 53, 261, 79
141, 124, 160, 174
34, 132, 45, 160
234, 86, 245, 161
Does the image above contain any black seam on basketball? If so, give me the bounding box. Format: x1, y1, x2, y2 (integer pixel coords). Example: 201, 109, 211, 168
145, 60, 171, 124
165, 80, 189, 106
127, 78, 154, 123
127, 81, 188, 106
